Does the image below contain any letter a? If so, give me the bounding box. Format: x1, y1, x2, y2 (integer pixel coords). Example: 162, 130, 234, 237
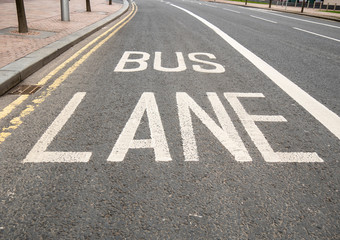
108, 92, 172, 162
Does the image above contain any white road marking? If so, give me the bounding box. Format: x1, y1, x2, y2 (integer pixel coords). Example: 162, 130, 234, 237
250, 15, 277, 24
107, 92, 172, 162
205, 4, 217, 8
170, 4, 340, 140
114, 51, 150, 72
246, 8, 271, 12
114, 51, 226, 73
177, 92, 252, 162
225, 93, 323, 163
223, 8, 240, 14
263, 12, 340, 29
251, 115, 287, 122
189, 214, 203, 218
293, 27, 340, 43
188, 53, 225, 73
23, 92, 92, 163
154, 52, 187, 72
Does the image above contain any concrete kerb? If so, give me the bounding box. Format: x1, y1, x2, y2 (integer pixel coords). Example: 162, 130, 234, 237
0, 0, 130, 96
207, 1, 340, 22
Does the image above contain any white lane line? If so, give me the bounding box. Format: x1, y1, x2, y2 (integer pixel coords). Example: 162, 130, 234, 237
250, 15, 277, 24
293, 27, 340, 42
246, 8, 269, 11
170, 3, 340, 140
263, 12, 340, 29
206, 4, 217, 8
223, 8, 240, 14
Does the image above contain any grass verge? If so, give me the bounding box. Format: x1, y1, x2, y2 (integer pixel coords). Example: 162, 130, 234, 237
320, 10, 340, 14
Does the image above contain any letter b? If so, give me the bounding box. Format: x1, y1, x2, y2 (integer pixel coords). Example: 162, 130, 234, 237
114, 51, 150, 72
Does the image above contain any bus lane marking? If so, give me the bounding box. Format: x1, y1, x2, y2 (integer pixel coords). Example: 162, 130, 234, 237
23, 92, 324, 163
114, 51, 225, 73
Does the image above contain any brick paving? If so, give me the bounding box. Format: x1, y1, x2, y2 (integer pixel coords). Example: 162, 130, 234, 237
0, 0, 122, 68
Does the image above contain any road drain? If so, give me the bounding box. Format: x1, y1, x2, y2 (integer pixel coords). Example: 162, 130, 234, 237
8, 85, 41, 95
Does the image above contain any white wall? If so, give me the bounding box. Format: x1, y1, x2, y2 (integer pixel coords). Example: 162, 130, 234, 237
323, 0, 340, 5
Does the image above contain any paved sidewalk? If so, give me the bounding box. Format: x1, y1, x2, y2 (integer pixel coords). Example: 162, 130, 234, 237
0, 0, 123, 69
0, 0, 129, 96
204, 0, 340, 21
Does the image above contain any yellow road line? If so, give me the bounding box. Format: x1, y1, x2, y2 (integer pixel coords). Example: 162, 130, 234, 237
38, 5, 136, 86
0, 95, 29, 121
0, 3, 135, 122
0, 3, 138, 144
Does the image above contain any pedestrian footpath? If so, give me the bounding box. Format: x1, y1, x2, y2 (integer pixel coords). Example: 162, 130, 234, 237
204, 0, 340, 21
0, 0, 129, 95
0, 0, 123, 69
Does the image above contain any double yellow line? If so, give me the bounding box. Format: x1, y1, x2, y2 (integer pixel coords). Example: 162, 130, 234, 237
0, 3, 138, 144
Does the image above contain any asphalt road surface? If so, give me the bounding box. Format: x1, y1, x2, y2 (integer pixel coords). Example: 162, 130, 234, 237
1, 0, 339, 238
